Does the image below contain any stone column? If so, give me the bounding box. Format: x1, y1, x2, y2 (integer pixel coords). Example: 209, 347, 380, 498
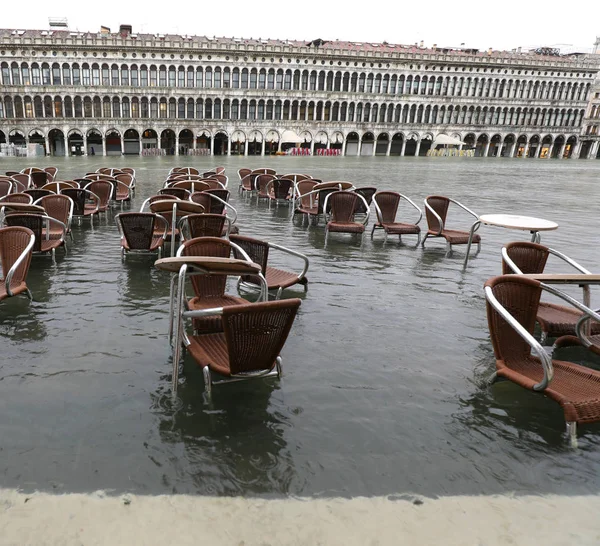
120, 134, 125, 156
372, 140, 377, 156
244, 141, 248, 156
102, 134, 107, 156
175, 134, 179, 156
83, 134, 87, 156
558, 142, 567, 159
45, 136, 50, 156
227, 138, 231, 156
210, 136, 214, 156
63, 134, 68, 157
523, 143, 530, 158
386, 140, 392, 156
341, 139, 347, 156
572, 141, 582, 159
483, 141, 490, 157
535, 144, 542, 159
138, 136, 142, 156
588, 141, 599, 159
509, 142, 516, 158
400, 139, 407, 157
261, 139, 265, 156
309, 140, 314, 155
415, 139, 422, 157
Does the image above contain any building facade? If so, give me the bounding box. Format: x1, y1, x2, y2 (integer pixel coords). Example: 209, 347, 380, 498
1, 26, 600, 158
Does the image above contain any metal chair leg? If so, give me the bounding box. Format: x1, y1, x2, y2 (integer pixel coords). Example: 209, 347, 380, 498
203, 366, 212, 399
566, 421, 578, 448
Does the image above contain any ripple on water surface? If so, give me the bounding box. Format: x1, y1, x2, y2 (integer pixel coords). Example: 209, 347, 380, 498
0, 156, 599, 498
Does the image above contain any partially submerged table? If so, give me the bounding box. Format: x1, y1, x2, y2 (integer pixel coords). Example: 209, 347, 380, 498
465, 214, 558, 267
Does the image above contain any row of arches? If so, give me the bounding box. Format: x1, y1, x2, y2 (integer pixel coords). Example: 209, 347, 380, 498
0, 95, 586, 129
0, 61, 592, 101
1, 127, 587, 159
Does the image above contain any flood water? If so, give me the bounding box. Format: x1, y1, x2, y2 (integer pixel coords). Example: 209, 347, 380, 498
1, 155, 600, 498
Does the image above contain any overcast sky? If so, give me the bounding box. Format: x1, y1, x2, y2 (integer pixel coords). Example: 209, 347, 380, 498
3, 0, 599, 54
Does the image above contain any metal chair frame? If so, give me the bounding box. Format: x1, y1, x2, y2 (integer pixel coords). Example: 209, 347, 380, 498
115, 212, 169, 260
485, 276, 600, 447
322, 191, 370, 243
422, 196, 480, 254
0, 227, 35, 301
371, 192, 423, 245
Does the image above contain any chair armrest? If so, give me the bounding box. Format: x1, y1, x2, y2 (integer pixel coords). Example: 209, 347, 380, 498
398, 193, 423, 225
485, 285, 553, 390
423, 199, 444, 235
268, 242, 310, 280
547, 248, 591, 274
154, 214, 169, 241
5, 232, 34, 296
448, 198, 478, 219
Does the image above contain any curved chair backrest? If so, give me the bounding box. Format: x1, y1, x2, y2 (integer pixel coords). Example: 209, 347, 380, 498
256, 174, 276, 195
213, 166, 225, 175
117, 213, 161, 250
4, 214, 43, 252
240, 173, 255, 191
4, 171, 19, 176
316, 188, 338, 214
238, 168, 252, 181
206, 173, 228, 187
42, 181, 78, 193
115, 173, 134, 187
0, 226, 34, 289
0, 180, 13, 197
159, 188, 191, 200
354, 187, 377, 214
21, 167, 44, 175
485, 275, 542, 367
374, 192, 401, 223
190, 191, 227, 215
296, 180, 318, 206
328, 191, 359, 223
230, 234, 269, 272
0, 193, 33, 204
30, 171, 50, 188
501, 241, 550, 275
222, 298, 301, 375
424, 195, 451, 232
86, 181, 113, 207
172, 180, 211, 193
251, 168, 277, 176
122, 168, 135, 177
25, 189, 54, 201
270, 178, 293, 200
283, 173, 311, 183
198, 178, 225, 190
184, 213, 227, 239
189, 192, 211, 211
61, 189, 91, 216
179, 236, 233, 298
204, 188, 230, 204
44, 167, 58, 181
37, 194, 72, 227
10, 173, 30, 192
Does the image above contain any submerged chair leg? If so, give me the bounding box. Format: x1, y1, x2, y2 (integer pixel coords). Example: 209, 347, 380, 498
421, 233, 428, 247
203, 366, 212, 399
276, 356, 282, 378
566, 421, 578, 448
26, 289, 33, 301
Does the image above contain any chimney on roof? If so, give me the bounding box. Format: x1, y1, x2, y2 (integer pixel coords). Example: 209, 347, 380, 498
593, 37, 600, 54
100, 25, 110, 34
120, 24, 132, 37
487, 47, 493, 55
419, 40, 424, 48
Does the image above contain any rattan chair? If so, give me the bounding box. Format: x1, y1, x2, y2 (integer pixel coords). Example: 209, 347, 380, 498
61, 188, 100, 225
186, 298, 301, 398
485, 274, 600, 446
230, 234, 309, 299
322, 191, 370, 242
422, 195, 480, 253
4, 213, 67, 260
239, 172, 256, 196
266, 178, 294, 207
116, 212, 168, 259
35, 194, 73, 242
29, 171, 50, 188
44, 167, 58, 181
0, 180, 13, 198
0, 193, 33, 205
190, 192, 239, 235
371, 191, 422, 244
353, 187, 377, 214
149, 200, 206, 256
0, 226, 35, 302
502, 241, 598, 343
24, 189, 54, 202
10, 173, 31, 192
179, 214, 231, 240
159, 187, 191, 200
84, 180, 113, 216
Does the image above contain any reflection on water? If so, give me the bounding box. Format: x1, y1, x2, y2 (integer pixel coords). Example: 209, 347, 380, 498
0, 156, 600, 498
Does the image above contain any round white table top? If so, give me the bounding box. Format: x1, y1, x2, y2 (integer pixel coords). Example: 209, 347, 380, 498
479, 214, 558, 231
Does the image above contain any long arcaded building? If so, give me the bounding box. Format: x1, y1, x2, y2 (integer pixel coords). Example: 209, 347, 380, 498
1, 25, 600, 158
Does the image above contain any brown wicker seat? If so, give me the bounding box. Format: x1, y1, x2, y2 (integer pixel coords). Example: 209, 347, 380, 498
0, 193, 33, 205
502, 241, 599, 342
323, 191, 370, 241
116, 212, 168, 259
185, 298, 301, 398
84, 181, 113, 215
230, 234, 309, 299
36, 194, 73, 242
61, 188, 100, 225
371, 191, 422, 244
0, 226, 35, 302
4, 213, 67, 260
485, 274, 600, 446
422, 195, 480, 253
266, 178, 294, 206
180, 213, 230, 240
176, 237, 249, 335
